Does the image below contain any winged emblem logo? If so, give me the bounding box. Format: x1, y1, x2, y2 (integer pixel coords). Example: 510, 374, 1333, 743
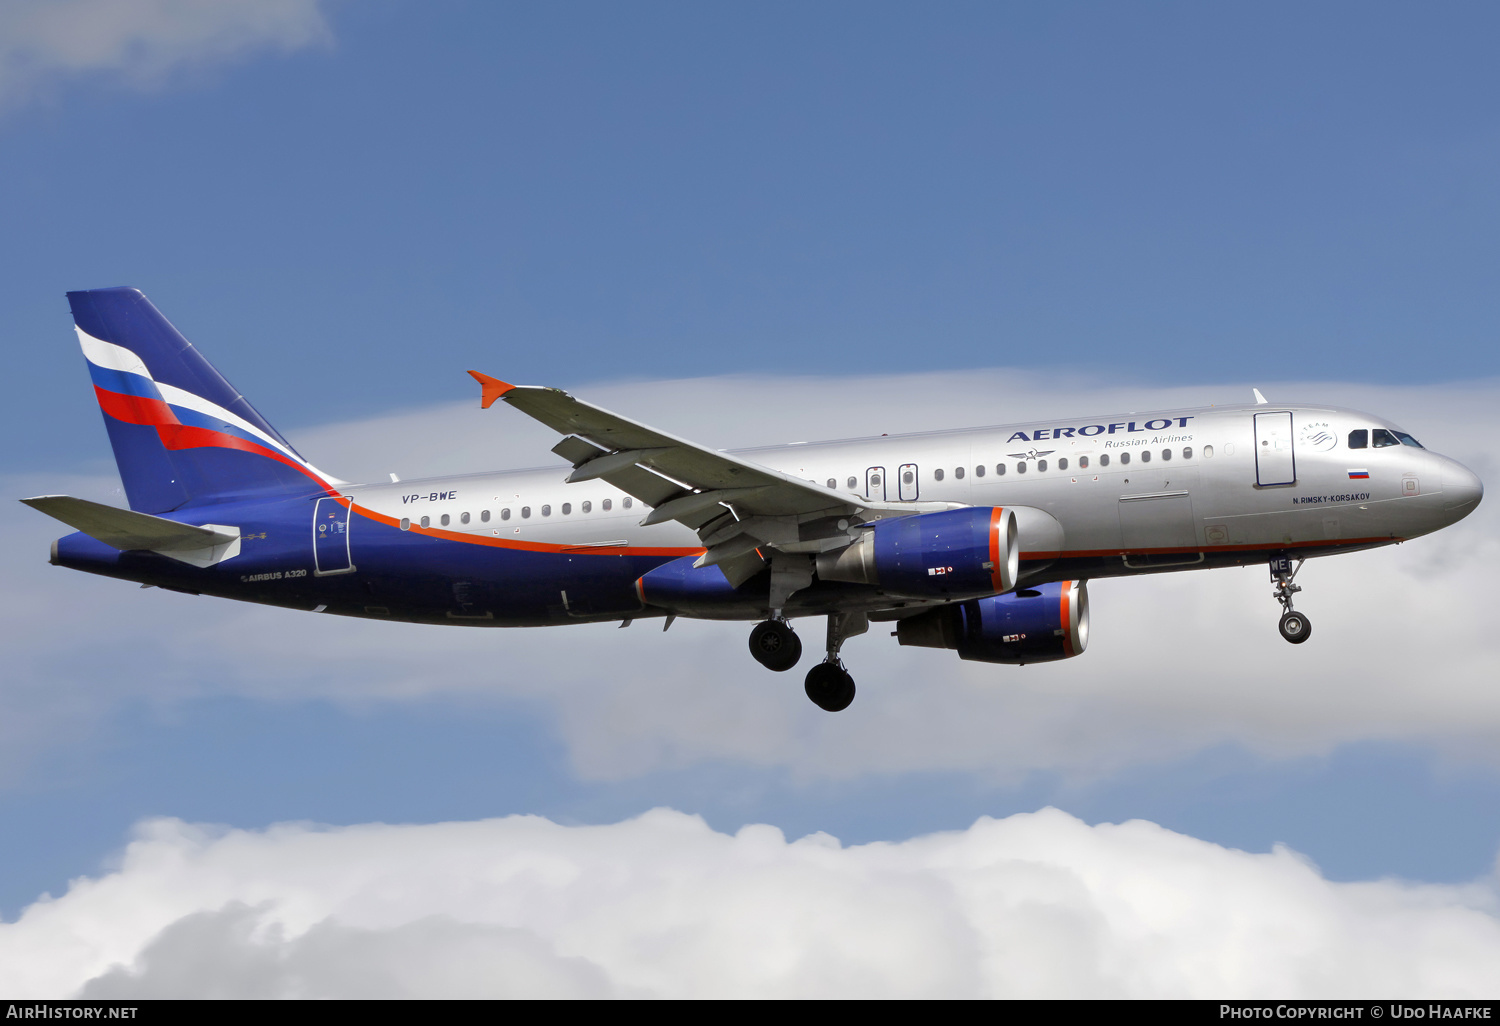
1006, 448, 1056, 461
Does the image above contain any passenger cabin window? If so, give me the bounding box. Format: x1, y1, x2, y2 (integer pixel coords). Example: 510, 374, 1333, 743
1037, 459, 1047, 472
1348, 429, 1368, 449
481, 510, 490, 522
1204, 445, 1214, 458
1140, 450, 1151, 463
461, 512, 470, 524
954, 467, 964, 480
1058, 457, 1068, 471
541, 505, 551, 516
501, 508, 511, 520
400, 518, 410, 531
562, 503, 571, 515
1099, 454, 1110, 467
1161, 449, 1171, 461
521, 507, 531, 518
996, 464, 1006, 476
603, 499, 612, 511
440, 514, 450, 526
1016, 462, 1026, 474
934, 469, 945, 481
975, 465, 985, 477
420, 516, 430, 528
1120, 452, 1131, 465
1183, 447, 1192, 460
582, 501, 592, 513
1079, 456, 1089, 469
847, 476, 857, 489
903, 470, 915, 485
1373, 429, 1400, 448
623, 498, 633, 509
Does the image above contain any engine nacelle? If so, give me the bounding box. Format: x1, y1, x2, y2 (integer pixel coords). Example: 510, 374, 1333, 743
895, 580, 1089, 664
817, 506, 1018, 600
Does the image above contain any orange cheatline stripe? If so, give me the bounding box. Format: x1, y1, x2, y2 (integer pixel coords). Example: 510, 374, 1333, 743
1021, 536, 1399, 561
350, 504, 702, 558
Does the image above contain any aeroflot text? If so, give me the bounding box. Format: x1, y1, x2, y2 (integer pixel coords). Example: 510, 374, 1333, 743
1007, 417, 1193, 443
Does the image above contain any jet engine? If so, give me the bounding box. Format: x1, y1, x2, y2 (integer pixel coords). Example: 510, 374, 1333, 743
817, 506, 1019, 600
894, 580, 1089, 664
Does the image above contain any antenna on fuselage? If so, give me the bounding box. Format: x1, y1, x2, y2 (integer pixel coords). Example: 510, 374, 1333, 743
1252, 388, 1269, 405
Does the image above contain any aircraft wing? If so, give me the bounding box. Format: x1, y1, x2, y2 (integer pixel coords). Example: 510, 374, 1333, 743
469, 372, 954, 583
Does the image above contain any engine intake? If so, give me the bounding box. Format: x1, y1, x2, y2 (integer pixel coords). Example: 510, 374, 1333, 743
817, 506, 1018, 599
895, 580, 1089, 664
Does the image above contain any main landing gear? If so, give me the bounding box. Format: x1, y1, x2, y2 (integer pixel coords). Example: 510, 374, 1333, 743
748, 619, 802, 672
804, 612, 868, 712
1270, 556, 1312, 645
805, 662, 855, 713
747, 612, 868, 712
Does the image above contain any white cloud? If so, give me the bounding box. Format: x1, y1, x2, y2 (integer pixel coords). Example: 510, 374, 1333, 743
0, 808, 1497, 998
6, 371, 1499, 785
0, 0, 332, 108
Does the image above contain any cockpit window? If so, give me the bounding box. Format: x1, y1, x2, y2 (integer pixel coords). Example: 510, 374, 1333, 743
1348, 429, 1367, 449
1394, 431, 1423, 448
1372, 428, 1400, 448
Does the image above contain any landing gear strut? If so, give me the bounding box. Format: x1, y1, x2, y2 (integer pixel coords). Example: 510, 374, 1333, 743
749, 619, 802, 671
1270, 556, 1312, 645
804, 612, 868, 712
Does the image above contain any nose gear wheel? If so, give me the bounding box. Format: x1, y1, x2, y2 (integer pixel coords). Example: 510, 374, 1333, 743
1278, 610, 1312, 644
1270, 557, 1312, 645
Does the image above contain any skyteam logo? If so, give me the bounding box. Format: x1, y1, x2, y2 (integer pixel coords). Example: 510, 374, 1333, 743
1298, 420, 1338, 452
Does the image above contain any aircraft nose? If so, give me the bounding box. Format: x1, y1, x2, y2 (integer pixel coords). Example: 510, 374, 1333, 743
1441, 460, 1483, 520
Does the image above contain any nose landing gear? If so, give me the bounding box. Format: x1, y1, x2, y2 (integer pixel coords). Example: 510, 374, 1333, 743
1271, 556, 1312, 644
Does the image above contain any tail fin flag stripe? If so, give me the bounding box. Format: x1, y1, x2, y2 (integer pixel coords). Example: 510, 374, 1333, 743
79, 328, 334, 489
68, 287, 343, 513
77, 328, 310, 464
69, 288, 297, 453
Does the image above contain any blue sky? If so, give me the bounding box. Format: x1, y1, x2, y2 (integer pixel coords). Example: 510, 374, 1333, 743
3, 1, 1500, 997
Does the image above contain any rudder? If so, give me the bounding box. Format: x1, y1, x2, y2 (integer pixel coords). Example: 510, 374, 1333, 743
69, 287, 338, 513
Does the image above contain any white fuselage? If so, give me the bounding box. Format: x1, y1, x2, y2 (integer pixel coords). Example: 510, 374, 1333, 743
345, 401, 1482, 579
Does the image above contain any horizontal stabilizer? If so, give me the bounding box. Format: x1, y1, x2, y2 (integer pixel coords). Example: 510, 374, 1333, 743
21, 495, 241, 568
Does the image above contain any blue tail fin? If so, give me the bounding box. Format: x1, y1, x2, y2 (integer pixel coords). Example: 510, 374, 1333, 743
69, 287, 338, 513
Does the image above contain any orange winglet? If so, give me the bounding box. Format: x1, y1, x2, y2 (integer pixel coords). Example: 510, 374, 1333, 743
467, 370, 515, 409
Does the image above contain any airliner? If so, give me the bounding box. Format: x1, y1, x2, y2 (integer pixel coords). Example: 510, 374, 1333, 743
23, 288, 1484, 711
